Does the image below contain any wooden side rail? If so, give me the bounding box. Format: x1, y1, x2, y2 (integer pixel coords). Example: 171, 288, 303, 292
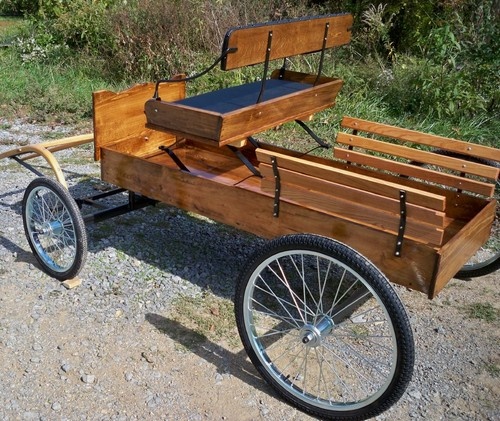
334, 117, 500, 197
256, 148, 446, 246
341, 116, 500, 164
336, 116, 500, 197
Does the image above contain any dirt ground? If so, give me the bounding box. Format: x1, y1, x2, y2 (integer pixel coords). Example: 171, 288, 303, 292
0, 121, 499, 420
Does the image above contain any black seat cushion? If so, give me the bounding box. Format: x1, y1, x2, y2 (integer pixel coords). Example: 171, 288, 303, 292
173, 79, 311, 114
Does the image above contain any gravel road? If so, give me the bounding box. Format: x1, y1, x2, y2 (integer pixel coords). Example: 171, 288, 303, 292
0, 120, 499, 421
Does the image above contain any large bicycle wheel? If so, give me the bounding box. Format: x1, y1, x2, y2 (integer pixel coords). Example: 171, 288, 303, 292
22, 177, 87, 280
235, 234, 414, 421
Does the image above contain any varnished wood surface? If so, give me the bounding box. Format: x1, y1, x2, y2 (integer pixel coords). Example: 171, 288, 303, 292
334, 147, 495, 197
222, 14, 353, 70
337, 132, 499, 180
145, 73, 342, 145
256, 148, 447, 211
431, 200, 496, 297
93, 82, 185, 160
341, 116, 500, 168
100, 144, 439, 296
99, 135, 495, 298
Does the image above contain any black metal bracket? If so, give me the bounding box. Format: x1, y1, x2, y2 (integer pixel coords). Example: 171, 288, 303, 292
247, 136, 261, 149
153, 47, 237, 100
82, 191, 156, 224
394, 190, 407, 257
256, 30, 274, 104
10, 156, 45, 177
75, 188, 127, 210
227, 145, 261, 177
314, 22, 330, 86
271, 156, 281, 217
159, 145, 190, 172
295, 119, 330, 149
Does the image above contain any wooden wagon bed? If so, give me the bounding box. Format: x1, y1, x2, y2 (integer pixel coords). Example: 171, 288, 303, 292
93, 81, 499, 299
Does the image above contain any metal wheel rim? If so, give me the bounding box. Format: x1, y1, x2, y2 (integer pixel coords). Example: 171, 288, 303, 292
242, 249, 398, 411
25, 185, 78, 273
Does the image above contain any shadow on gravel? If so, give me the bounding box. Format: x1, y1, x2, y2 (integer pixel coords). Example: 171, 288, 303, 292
0, 236, 38, 265
84, 201, 265, 300
145, 313, 280, 397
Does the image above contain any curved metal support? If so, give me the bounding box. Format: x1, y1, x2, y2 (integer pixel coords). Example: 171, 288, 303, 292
0, 133, 94, 189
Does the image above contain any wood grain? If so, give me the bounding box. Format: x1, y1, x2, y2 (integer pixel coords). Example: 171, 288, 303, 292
222, 14, 353, 70
93, 81, 185, 160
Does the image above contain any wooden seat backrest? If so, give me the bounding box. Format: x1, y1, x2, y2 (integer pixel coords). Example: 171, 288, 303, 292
336, 116, 500, 197
221, 13, 353, 70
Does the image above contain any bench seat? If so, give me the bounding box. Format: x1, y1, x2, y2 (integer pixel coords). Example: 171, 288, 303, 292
145, 70, 343, 146
173, 79, 311, 114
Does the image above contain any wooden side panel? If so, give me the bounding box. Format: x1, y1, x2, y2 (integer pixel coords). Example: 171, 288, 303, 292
334, 147, 495, 197
145, 99, 223, 141
260, 163, 445, 226
337, 133, 499, 180
256, 148, 447, 211
260, 170, 444, 245
100, 146, 439, 295
431, 200, 496, 297
222, 14, 353, 70
341, 116, 500, 167
258, 142, 488, 220
93, 82, 185, 160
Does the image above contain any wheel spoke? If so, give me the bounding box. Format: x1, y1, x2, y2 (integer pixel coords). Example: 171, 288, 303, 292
23, 178, 87, 280
236, 234, 414, 418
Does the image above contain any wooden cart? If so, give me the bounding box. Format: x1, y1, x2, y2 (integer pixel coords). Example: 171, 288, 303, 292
2, 13, 499, 421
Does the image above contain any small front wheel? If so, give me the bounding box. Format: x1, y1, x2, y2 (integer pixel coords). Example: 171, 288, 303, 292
22, 177, 87, 280
235, 234, 414, 421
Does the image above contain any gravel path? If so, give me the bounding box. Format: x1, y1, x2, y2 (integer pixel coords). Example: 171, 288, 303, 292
0, 120, 499, 421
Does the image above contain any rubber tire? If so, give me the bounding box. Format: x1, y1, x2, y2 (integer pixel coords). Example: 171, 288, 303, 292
22, 177, 87, 280
412, 149, 499, 278
235, 234, 414, 421
456, 253, 500, 279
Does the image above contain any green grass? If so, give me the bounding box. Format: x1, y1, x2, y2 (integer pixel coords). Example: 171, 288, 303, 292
0, 50, 124, 123
464, 302, 499, 323
171, 289, 239, 349
0, 17, 498, 149
0, 16, 25, 43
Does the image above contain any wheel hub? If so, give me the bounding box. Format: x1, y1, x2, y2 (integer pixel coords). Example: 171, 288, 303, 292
300, 315, 334, 347
40, 220, 63, 236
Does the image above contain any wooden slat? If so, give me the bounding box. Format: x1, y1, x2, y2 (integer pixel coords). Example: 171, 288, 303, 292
93, 81, 185, 160
257, 142, 487, 220
341, 116, 500, 166
260, 169, 444, 245
256, 148, 446, 211
221, 14, 353, 70
334, 147, 495, 197
260, 164, 445, 226
337, 132, 499, 180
